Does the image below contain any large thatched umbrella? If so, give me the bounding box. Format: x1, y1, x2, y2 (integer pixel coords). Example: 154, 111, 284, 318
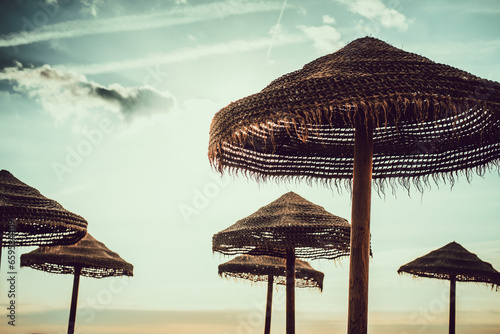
208, 37, 500, 333
219, 254, 324, 334
21, 233, 133, 334
213, 191, 350, 334
0, 170, 87, 271
398, 241, 500, 334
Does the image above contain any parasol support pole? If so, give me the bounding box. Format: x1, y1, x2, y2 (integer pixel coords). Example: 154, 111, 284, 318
286, 247, 296, 334
264, 274, 274, 334
347, 119, 373, 334
0, 227, 3, 273
0, 225, 3, 269
449, 276, 456, 334
68, 266, 81, 334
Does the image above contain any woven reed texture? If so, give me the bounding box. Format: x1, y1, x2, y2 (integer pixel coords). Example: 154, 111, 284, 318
0, 170, 87, 246
213, 192, 350, 260
219, 254, 324, 290
21, 233, 133, 279
208, 37, 500, 193
398, 241, 500, 290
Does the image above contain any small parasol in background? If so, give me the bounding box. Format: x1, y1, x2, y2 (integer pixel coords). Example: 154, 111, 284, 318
21, 233, 133, 334
213, 191, 350, 334
398, 241, 500, 334
208, 36, 500, 333
0, 169, 87, 272
219, 254, 324, 334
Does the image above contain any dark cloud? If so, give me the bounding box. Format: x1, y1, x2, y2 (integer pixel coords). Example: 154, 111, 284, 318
91, 84, 176, 119
0, 63, 176, 122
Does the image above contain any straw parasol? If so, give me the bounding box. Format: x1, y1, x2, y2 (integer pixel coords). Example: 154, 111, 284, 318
0, 169, 87, 271
213, 191, 350, 333
219, 254, 324, 334
208, 36, 500, 333
398, 241, 500, 334
21, 233, 133, 334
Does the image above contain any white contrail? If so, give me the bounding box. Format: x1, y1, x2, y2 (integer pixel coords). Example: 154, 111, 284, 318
60, 34, 307, 75
267, 0, 288, 59
0, 0, 292, 48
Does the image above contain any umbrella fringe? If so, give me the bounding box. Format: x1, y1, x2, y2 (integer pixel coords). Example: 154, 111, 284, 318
212, 192, 352, 264
211, 161, 499, 198
209, 89, 500, 196
1, 170, 88, 247
398, 271, 500, 291
218, 254, 325, 291
20, 234, 134, 279
398, 242, 500, 291
219, 272, 323, 290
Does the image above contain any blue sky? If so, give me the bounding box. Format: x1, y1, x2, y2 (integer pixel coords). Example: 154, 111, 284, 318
0, 0, 499, 333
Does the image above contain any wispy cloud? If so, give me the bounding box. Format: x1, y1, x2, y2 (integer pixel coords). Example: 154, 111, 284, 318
298, 25, 344, 55
60, 34, 307, 75
322, 14, 336, 24
0, 0, 291, 48
80, 0, 103, 17
0, 63, 175, 124
336, 0, 410, 31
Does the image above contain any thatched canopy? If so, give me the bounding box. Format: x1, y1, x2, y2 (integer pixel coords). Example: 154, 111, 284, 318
212, 192, 350, 260
398, 241, 500, 290
0, 170, 87, 246
208, 37, 500, 192
219, 255, 324, 290
21, 233, 133, 278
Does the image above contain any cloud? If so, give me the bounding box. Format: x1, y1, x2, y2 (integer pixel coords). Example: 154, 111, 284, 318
0, 63, 175, 124
60, 34, 306, 75
322, 14, 336, 24
0, 0, 290, 48
81, 0, 103, 17
298, 25, 344, 54
336, 0, 410, 31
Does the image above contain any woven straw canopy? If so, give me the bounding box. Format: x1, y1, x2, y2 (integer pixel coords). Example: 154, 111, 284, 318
21, 233, 133, 278
208, 37, 500, 192
219, 254, 324, 290
398, 241, 500, 289
212, 191, 350, 260
0, 170, 88, 246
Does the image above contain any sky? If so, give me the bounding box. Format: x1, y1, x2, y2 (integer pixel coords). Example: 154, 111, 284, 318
0, 0, 499, 333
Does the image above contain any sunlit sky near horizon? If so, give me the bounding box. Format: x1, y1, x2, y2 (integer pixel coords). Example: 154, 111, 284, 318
0, 0, 499, 333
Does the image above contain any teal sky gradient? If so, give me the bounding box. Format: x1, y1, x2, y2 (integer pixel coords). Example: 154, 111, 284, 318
0, 1, 499, 333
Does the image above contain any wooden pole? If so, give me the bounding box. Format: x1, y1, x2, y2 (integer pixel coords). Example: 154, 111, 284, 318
347, 120, 373, 334
264, 274, 274, 334
0, 228, 3, 274
449, 276, 456, 334
286, 248, 296, 334
68, 266, 81, 334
